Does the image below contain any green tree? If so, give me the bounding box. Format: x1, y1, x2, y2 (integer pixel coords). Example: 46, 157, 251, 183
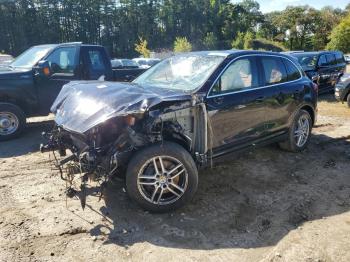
326, 14, 350, 52
244, 31, 254, 49
135, 37, 151, 58
231, 32, 245, 49
203, 32, 218, 50
174, 37, 192, 52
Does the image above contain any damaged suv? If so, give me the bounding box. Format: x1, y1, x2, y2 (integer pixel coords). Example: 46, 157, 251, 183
42, 50, 317, 212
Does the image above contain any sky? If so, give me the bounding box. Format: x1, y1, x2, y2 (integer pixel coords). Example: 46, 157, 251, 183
233, 0, 349, 13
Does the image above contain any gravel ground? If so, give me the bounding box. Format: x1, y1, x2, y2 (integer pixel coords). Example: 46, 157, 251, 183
0, 93, 350, 262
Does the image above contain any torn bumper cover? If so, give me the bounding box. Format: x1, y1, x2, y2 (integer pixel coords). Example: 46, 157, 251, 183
42, 80, 210, 207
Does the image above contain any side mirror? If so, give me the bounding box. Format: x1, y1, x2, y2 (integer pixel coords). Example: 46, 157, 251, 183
35, 60, 51, 77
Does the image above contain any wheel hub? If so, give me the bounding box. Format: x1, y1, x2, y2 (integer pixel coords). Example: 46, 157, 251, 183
0, 118, 11, 129
0, 112, 19, 135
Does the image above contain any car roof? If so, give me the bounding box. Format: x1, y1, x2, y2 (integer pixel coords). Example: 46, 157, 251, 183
34, 42, 102, 49
287, 51, 343, 56
177, 50, 296, 59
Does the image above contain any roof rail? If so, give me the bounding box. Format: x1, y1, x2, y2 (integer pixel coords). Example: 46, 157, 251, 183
60, 42, 83, 45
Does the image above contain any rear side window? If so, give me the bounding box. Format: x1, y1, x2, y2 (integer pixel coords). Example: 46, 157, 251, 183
335, 53, 345, 64
88, 50, 106, 71
283, 58, 301, 81
318, 55, 327, 66
326, 54, 336, 65
261, 57, 287, 85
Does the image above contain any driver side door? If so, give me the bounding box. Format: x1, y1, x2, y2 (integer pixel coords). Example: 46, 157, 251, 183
205, 56, 268, 157
36, 46, 79, 114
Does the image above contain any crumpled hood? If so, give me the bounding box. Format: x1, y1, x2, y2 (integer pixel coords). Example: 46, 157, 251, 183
51, 81, 192, 134
0, 67, 32, 80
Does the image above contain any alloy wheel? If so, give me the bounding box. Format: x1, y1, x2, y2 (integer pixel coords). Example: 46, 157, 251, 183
137, 156, 188, 205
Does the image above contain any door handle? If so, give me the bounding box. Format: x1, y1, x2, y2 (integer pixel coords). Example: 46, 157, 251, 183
213, 96, 224, 104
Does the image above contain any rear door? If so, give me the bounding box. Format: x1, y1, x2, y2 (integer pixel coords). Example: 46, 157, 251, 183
36, 45, 79, 114
257, 55, 297, 135
326, 53, 338, 88
205, 56, 267, 156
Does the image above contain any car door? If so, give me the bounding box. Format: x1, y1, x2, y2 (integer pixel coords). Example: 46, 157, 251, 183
257, 55, 294, 135
36, 46, 79, 114
326, 53, 339, 88
317, 54, 332, 92
205, 56, 267, 156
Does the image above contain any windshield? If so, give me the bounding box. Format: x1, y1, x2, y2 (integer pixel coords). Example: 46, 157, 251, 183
10, 46, 53, 68
293, 54, 318, 70
133, 54, 225, 91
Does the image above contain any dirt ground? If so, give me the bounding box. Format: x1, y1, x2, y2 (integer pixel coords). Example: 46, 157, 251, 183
1, 92, 350, 261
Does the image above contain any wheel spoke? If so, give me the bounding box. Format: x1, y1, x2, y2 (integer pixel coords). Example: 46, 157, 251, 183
139, 175, 156, 180
139, 181, 157, 186
170, 182, 185, 193
155, 188, 164, 204
170, 168, 185, 179
168, 163, 183, 175
152, 158, 160, 174
158, 157, 166, 173
167, 186, 181, 197
151, 186, 160, 202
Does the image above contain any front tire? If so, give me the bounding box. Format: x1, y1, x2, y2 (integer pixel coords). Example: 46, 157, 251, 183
279, 109, 312, 152
125, 142, 198, 213
0, 103, 26, 141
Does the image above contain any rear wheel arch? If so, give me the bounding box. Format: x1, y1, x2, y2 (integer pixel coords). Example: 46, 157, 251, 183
299, 105, 315, 126
0, 95, 29, 116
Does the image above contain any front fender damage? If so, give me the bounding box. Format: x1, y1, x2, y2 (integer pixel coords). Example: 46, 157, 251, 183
41, 88, 212, 209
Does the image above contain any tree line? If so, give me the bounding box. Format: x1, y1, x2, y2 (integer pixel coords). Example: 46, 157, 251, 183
0, 0, 349, 58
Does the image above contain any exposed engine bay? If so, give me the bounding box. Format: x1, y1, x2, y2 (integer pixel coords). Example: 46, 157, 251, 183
41, 81, 210, 208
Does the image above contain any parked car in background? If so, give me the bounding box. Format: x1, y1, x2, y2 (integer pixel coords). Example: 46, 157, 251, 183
133, 58, 161, 69
0, 42, 147, 141
111, 58, 139, 69
344, 54, 350, 64
0, 54, 14, 66
335, 73, 350, 107
42, 50, 317, 212
287, 51, 346, 93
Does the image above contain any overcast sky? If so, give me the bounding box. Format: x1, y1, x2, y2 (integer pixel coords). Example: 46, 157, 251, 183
233, 0, 349, 13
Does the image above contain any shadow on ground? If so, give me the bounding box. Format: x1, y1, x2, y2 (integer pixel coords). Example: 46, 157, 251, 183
0, 120, 53, 158
87, 132, 350, 250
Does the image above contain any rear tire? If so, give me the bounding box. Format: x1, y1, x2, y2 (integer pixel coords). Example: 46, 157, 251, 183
0, 103, 26, 141
125, 142, 198, 213
346, 93, 350, 108
279, 109, 312, 152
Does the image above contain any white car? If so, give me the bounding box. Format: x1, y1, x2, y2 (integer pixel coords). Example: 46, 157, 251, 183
133, 58, 160, 69
0, 54, 14, 66
344, 55, 350, 64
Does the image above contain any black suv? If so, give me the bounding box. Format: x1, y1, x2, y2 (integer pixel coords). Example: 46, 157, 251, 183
287, 51, 346, 93
43, 50, 318, 212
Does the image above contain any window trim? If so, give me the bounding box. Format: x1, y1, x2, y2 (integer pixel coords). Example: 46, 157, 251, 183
207, 54, 303, 98
209, 56, 258, 96
44, 46, 79, 74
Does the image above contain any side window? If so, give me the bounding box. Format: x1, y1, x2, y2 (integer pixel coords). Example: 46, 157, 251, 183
318, 55, 328, 67
283, 58, 301, 81
210, 58, 256, 96
335, 53, 345, 64
261, 57, 287, 85
46, 47, 77, 74
88, 50, 106, 71
326, 54, 336, 65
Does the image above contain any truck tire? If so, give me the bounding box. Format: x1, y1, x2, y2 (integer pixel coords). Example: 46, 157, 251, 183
0, 103, 26, 141
125, 142, 198, 213
279, 109, 312, 152
347, 93, 350, 108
